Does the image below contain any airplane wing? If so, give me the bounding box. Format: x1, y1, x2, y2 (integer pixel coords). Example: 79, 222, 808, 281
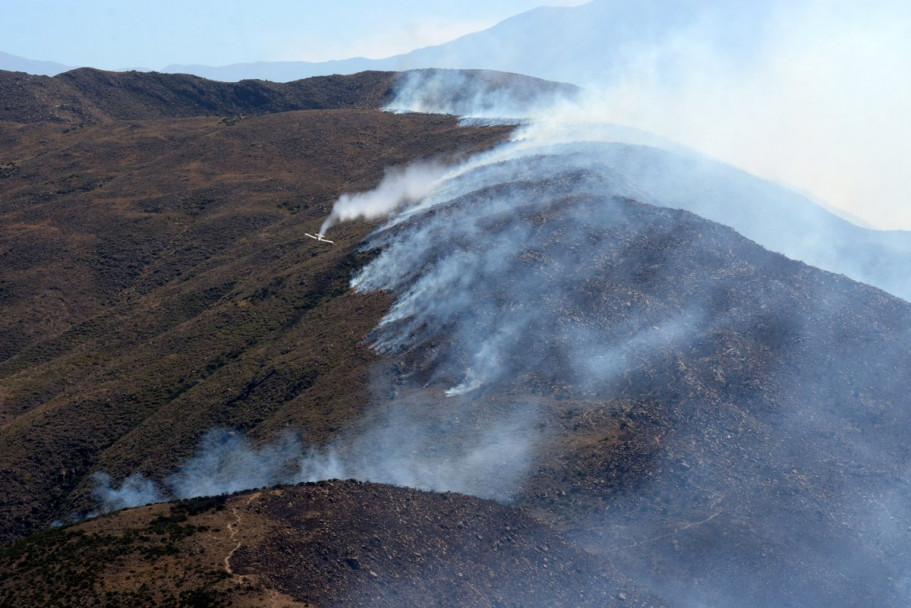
305, 233, 334, 244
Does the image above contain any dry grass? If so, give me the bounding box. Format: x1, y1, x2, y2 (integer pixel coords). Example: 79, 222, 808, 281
0, 109, 513, 544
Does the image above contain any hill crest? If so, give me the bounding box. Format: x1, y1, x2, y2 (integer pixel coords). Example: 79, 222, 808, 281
0, 67, 578, 125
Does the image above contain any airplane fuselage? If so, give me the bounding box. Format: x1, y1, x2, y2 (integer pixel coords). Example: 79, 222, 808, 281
305, 233, 334, 244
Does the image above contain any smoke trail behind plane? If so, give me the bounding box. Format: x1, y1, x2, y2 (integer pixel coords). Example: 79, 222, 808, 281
319, 161, 449, 236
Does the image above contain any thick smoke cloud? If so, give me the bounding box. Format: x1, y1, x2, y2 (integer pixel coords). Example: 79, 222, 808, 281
382, 71, 911, 302
589, 0, 911, 231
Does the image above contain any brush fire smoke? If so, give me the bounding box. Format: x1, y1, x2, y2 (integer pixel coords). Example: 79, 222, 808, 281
92, 3, 911, 606
383, 0, 911, 232
318, 161, 448, 237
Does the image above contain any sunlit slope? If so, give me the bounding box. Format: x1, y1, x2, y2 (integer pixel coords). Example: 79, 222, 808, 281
0, 109, 512, 544
0, 68, 399, 123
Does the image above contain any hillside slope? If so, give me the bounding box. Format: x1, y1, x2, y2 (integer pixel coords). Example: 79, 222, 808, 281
2, 64, 911, 608
338, 150, 911, 607
0, 481, 665, 607
0, 109, 512, 544
4, 133, 909, 606
0, 67, 577, 125
0, 69, 399, 124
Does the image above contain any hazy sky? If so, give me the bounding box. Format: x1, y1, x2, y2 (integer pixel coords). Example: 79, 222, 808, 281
3, 0, 586, 69
3, 0, 909, 231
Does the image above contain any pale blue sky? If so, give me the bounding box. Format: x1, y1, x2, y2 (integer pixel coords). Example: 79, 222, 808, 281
3, 0, 910, 230
3, 0, 587, 69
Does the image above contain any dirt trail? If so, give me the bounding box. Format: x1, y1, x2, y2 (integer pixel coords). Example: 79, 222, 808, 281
224, 491, 261, 575
222, 492, 306, 608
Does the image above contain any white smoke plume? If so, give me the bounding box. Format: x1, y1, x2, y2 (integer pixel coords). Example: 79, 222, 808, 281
318, 161, 450, 236
384, 68, 580, 119
380, 76, 911, 302
91, 472, 164, 514
92, 403, 538, 515
384, 0, 911, 232
579, 0, 911, 232
90, 431, 301, 513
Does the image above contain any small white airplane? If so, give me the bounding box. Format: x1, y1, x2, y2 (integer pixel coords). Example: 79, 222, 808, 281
305, 233, 334, 244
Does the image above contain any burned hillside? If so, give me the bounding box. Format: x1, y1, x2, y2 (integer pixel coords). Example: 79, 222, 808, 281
344, 149, 911, 607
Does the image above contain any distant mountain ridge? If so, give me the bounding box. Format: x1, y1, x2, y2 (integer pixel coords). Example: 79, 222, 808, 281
7, 3, 607, 83
0, 51, 72, 76
159, 0, 763, 84
3, 0, 749, 84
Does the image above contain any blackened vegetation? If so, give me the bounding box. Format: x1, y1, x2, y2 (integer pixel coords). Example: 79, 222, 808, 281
356, 155, 911, 607
0, 162, 19, 179
233, 480, 662, 608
